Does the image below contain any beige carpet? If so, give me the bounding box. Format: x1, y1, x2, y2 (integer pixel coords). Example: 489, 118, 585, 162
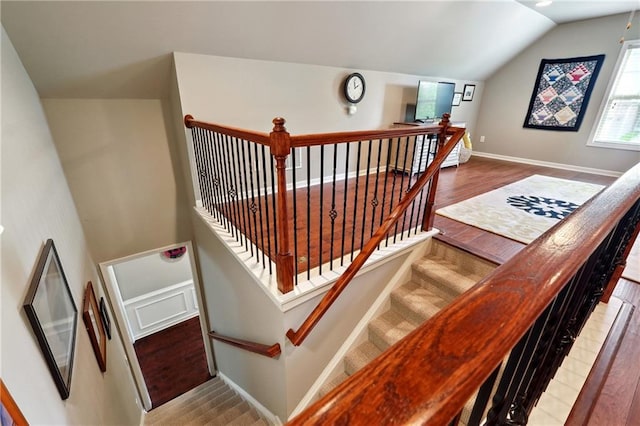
436, 175, 604, 244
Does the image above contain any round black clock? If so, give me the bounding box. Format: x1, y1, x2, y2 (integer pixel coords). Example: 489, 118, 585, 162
343, 73, 366, 104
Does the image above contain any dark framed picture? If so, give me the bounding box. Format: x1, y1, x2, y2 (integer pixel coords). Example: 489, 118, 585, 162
99, 297, 112, 340
23, 239, 78, 400
452, 92, 462, 106
462, 84, 475, 101
1, 380, 28, 426
523, 54, 605, 131
83, 282, 107, 372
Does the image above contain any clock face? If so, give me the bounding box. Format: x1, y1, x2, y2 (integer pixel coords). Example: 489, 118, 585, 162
344, 73, 365, 104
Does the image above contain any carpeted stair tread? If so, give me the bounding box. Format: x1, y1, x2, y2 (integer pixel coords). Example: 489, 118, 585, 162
391, 281, 449, 325
319, 372, 350, 398
180, 390, 240, 424
344, 341, 382, 376
369, 309, 418, 350
217, 400, 253, 424
145, 378, 227, 424
227, 409, 262, 425
412, 257, 483, 301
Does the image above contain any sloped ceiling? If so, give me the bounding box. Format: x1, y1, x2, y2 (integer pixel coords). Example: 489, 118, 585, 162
1, 1, 636, 99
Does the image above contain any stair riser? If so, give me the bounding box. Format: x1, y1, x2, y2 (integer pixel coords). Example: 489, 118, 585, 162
430, 241, 496, 277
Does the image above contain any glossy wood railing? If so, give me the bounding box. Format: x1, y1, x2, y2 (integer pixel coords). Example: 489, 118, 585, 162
185, 114, 463, 294
288, 163, 640, 425
208, 331, 281, 358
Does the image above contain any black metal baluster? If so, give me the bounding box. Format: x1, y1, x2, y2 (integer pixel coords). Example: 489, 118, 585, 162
195, 128, 212, 214
306, 146, 311, 280
350, 141, 363, 261
340, 142, 351, 267
224, 134, 241, 241
393, 137, 411, 243
254, 143, 267, 269
190, 128, 208, 213
238, 138, 253, 255
261, 145, 273, 273
215, 131, 233, 233
319, 145, 325, 274
246, 141, 261, 265
269, 153, 279, 268
411, 134, 429, 235
291, 147, 299, 285
405, 135, 426, 233
468, 365, 501, 426
380, 138, 393, 247
386, 137, 402, 246
329, 144, 339, 270
205, 130, 223, 222
369, 139, 384, 238
400, 135, 419, 239
359, 139, 373, 251
232, 136, 249, 250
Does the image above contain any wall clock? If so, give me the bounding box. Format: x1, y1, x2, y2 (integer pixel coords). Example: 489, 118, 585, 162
343, 72, 366, 104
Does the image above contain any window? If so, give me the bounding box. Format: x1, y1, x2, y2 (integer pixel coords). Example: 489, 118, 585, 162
588, 40, 640, 151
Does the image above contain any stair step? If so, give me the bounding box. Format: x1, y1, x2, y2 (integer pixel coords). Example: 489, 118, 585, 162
145, 378, 227, 424
318, 372, 350, 398
344, 341, 382, 376
428, 239, 497, 277
391, 281, 448, 325
219, 400, 252, 423
229, 409, 262, 425
412, 257, 483, 302
369, 309, 417, 351
181, 388, 238, 424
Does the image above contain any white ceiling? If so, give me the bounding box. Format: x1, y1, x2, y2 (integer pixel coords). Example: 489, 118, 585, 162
1, 1, 637, 99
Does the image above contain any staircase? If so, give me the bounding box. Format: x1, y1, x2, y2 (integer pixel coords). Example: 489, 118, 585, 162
318, 239, 496, 421
144, 377, 271, 426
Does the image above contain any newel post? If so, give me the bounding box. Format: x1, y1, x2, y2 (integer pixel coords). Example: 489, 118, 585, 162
270, 118, 294, 294
422, 113, 450, 231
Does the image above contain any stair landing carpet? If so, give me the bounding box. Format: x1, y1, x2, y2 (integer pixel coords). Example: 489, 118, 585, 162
436, 175, 604, 244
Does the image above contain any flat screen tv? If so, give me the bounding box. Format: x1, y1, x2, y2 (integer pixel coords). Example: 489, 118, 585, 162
414, 81, 456, 122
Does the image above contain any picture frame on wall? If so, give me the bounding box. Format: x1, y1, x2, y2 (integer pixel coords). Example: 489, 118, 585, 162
83, 282, 107, 372
99, 297, 112, 340
1, 379, 28, 426
462, 84, 476, 101
452, 92, 462, 106
23, 239, 78, 400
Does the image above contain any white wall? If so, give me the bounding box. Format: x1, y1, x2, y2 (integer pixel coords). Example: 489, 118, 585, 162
174, 52, 481, 136
113, 246, 193, 300
475, 13, 640, 173
1, 26, 141, 425
42, 98, 192, 263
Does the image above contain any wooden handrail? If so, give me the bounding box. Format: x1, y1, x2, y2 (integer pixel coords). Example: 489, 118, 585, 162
289, 125, 452, 147
288, 163, 640, 425
184, 115, 271, 145
209, 331, 281, 358
286, 119, 466, 346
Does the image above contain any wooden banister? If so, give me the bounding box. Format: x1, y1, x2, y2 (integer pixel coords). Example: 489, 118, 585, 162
286, 117, 465, 346
208, 331, 281, 358
184, 115, 271, 145
288, 163, 640, 424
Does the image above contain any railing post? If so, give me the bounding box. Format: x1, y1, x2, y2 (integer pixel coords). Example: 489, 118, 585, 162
422, 113, 450, 231
270, 117, 294, 293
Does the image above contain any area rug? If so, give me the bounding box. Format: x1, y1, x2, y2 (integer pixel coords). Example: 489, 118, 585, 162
436, 175, 604, 244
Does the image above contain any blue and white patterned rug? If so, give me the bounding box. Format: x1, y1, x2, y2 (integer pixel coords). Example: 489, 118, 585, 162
436, 175, 604, 244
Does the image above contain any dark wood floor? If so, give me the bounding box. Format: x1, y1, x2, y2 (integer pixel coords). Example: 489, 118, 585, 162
134, 316, 212, 409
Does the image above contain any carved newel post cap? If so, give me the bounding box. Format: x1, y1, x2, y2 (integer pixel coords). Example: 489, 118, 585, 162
272, 117, 287, 132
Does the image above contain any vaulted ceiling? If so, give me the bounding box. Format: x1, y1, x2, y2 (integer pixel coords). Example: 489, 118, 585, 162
2, 1, 637, 99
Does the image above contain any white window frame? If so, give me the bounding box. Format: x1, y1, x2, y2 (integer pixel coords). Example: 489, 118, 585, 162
587, 39, 640, 152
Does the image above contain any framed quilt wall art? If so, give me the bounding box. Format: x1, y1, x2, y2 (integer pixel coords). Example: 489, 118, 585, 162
523, 54, 604, 131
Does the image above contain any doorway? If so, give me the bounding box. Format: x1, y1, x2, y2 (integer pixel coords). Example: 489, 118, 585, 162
100, 241, 215, 411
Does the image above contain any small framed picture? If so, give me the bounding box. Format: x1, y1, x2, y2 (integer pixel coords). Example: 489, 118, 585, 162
462, 84, 476, 101
99, 297, 112, 340
452, 92, 462, 106
83, 281, 107, 372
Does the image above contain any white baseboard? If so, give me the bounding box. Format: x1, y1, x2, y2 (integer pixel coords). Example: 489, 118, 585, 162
218, 372, 282, 425
471, 151, 623, 178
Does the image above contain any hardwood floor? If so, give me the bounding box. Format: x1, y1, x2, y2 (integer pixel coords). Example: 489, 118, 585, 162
134, 317, 212, 409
